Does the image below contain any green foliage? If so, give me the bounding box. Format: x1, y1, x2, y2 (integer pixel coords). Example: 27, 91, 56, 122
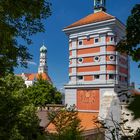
117, 3, 140, 120
0, 0, 51, 76
127, 95, 140, 119
48, 106, 83, 140
117, 4, 140, 65
26, 78, 62, 108
0, 74, 45, 140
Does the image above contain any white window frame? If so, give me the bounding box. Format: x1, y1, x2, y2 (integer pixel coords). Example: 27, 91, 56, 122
94, 56, 101, 62
109, 55, 115, 61
78, 57, 83, 64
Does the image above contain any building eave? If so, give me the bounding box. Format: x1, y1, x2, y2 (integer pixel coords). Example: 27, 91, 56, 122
63, 18, 116, 33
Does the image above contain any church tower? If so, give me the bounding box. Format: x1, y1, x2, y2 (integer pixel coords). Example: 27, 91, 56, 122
38, 44, 48, 74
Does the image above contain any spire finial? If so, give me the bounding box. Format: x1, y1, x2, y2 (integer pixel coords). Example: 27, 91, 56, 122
94, 0, 106, 13
43, 40, 45, 46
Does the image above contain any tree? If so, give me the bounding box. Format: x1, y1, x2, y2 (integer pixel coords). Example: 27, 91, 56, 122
127, 94, 140, 119
94, 114, 139, 140
0, 0, 51, 76
47, 106, 83, 140
94, 89, 140, 140
26, 77, 62, 108
117, 3, 140, 120
0, 74, 45, 140
117, 4, 140, 66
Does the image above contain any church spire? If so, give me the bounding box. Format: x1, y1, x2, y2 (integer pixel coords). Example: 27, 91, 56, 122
38, 43, 48, 74
94, 0, 106, 13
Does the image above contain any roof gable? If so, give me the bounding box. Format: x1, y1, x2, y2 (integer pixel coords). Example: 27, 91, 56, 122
17, 73, 52, 83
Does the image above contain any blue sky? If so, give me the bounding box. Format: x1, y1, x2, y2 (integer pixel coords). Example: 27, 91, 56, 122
15, 0, 140, 89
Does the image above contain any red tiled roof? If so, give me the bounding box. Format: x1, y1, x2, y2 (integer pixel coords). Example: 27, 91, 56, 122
17, 73, 52, 83
64, 11, 115, 29
47, 112, 100, 133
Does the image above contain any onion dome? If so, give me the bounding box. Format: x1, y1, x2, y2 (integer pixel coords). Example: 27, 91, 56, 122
40, 44, 47, 52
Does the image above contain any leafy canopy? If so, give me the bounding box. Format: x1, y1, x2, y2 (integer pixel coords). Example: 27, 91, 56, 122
0, 0, 51, 76
127, 95, 140, 120
117, 4, 140, 119
48, 106, 83, 140
26, 77, 62, 108
117, 4, 140, 66
0, 74, 46, 140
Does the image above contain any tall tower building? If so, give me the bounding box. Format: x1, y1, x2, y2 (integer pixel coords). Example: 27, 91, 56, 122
63, 0, 129, 135
38, 44, 48, 74
17, 43, 52, 87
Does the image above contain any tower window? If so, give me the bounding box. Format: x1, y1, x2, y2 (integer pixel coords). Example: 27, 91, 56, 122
125, 77, 128, 82
77, 76, 83, 80
110, 37, 114, 42
94, 56, 100, 62
78, 58, 83, 64
79, 41, 83, 45
94, 75, 100, 79
109, 55, 115, 61
119, 76, 121, 81
109, 74, 115, 79
94, 38, 99, 43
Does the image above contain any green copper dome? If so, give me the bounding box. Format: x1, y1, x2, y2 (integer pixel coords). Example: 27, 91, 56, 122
40, 45, 47, 52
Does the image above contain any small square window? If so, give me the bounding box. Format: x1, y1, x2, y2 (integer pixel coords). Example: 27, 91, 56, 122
79, 41, 83, 45
95, 38, 99, 43
110, 37, 114, 42
77, 76, 83, 80
119, 76, 121, 81
109, 74, 115, 79
94, 75, 100, 79
125, 77, 128, 82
